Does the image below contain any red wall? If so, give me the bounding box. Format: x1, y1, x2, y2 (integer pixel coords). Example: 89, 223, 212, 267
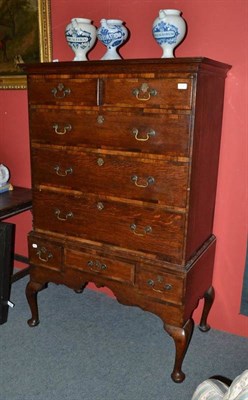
0, 0, 247, 337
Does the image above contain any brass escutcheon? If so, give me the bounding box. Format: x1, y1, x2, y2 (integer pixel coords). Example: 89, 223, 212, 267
96, 202, 104, 210
97, 115, 105, 124
97, 157, 104, 166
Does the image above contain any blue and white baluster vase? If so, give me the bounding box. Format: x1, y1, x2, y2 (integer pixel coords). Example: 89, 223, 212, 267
97, 19, 128, 60
65, 18, 97, 61
152, 10, 186, 58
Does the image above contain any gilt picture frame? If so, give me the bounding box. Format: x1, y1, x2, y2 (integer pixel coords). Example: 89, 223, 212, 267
0, 0, 52, 89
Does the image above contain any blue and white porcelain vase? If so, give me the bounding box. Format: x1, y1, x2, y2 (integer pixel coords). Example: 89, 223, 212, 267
152, 9, 186, 58
97, 19, 128, 60
65, 18, 97, 61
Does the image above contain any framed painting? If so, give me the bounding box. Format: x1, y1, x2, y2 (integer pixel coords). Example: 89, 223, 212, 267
0, 0, 52, 89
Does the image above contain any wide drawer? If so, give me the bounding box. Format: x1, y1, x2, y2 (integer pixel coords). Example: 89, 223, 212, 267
136, 265, 184, 304
27, 77, 97, 106
102, 77, 193, 109
30, 108, 191, 157
33, 190, 186, 263
65, 247, 135, 285
28, 234, 63, 271
31, 147, 189, 208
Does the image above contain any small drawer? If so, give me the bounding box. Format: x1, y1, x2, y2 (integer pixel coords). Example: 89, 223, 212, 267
103, 77, 193, 110
136, 266, 184, 304
28, 77, 97, 106
65, 248, 135, 285
28, 235, 63, 271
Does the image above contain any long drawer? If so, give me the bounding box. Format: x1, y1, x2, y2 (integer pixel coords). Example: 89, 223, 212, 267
30, 108, 191, 157
31, 147, 189, 208
32, 190, 186, 263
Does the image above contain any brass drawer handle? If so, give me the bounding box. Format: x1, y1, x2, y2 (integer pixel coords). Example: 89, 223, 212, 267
54, 208, 73, 221
54, 165, 73, 176
132, 128, 156, 142
131, 175, 155, 188
87, 260, 107, 272
132, 83, 157, 101
36, 247, 53, 263
51, 83, 71, 98
130, 223, 152, 236
52, 123, 72, 135
147, 279, 172, 293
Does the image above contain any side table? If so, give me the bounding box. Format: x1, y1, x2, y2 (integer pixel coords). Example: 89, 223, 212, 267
0, 187, 32, 324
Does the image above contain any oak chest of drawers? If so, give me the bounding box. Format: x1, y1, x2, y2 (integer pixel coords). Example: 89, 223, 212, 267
23, 58, 230, 382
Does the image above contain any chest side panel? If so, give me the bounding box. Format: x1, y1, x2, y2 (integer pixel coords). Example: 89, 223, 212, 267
185, 71, 228, 259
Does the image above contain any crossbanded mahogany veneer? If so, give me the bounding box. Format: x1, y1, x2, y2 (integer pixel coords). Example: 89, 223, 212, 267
23, 58, 230, 382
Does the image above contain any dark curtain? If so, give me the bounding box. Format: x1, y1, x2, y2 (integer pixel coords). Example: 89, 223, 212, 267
240, 241, 248, 316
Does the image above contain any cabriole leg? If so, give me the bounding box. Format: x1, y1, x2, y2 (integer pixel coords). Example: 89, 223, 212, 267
74, 282, 88, 294
26, 280, 47, 327
164, 318, 194, 383
199, 286, 215, 332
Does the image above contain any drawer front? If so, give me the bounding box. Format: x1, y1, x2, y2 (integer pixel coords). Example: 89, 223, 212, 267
65, 248, 135, 285
28, 235, 63, 271
31, 147, 189, 208
28, 77, 97, 105
33, 191, 185, 262
103, 78, 193, 109
30, 108, 191, 157
136, 265, 184, 304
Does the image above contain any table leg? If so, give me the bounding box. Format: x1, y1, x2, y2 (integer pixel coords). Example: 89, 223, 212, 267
0, 222, 15, 324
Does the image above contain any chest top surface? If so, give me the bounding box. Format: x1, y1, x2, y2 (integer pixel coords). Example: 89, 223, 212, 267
22, 57, 231, 75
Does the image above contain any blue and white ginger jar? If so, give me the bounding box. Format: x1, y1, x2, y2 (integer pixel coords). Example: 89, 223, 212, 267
65, 18, 96, 61
97, 19, 128, 60
152, 9, 186, 58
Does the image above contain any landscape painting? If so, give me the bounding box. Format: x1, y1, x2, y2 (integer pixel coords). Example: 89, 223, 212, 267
0, 0, 52, 89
